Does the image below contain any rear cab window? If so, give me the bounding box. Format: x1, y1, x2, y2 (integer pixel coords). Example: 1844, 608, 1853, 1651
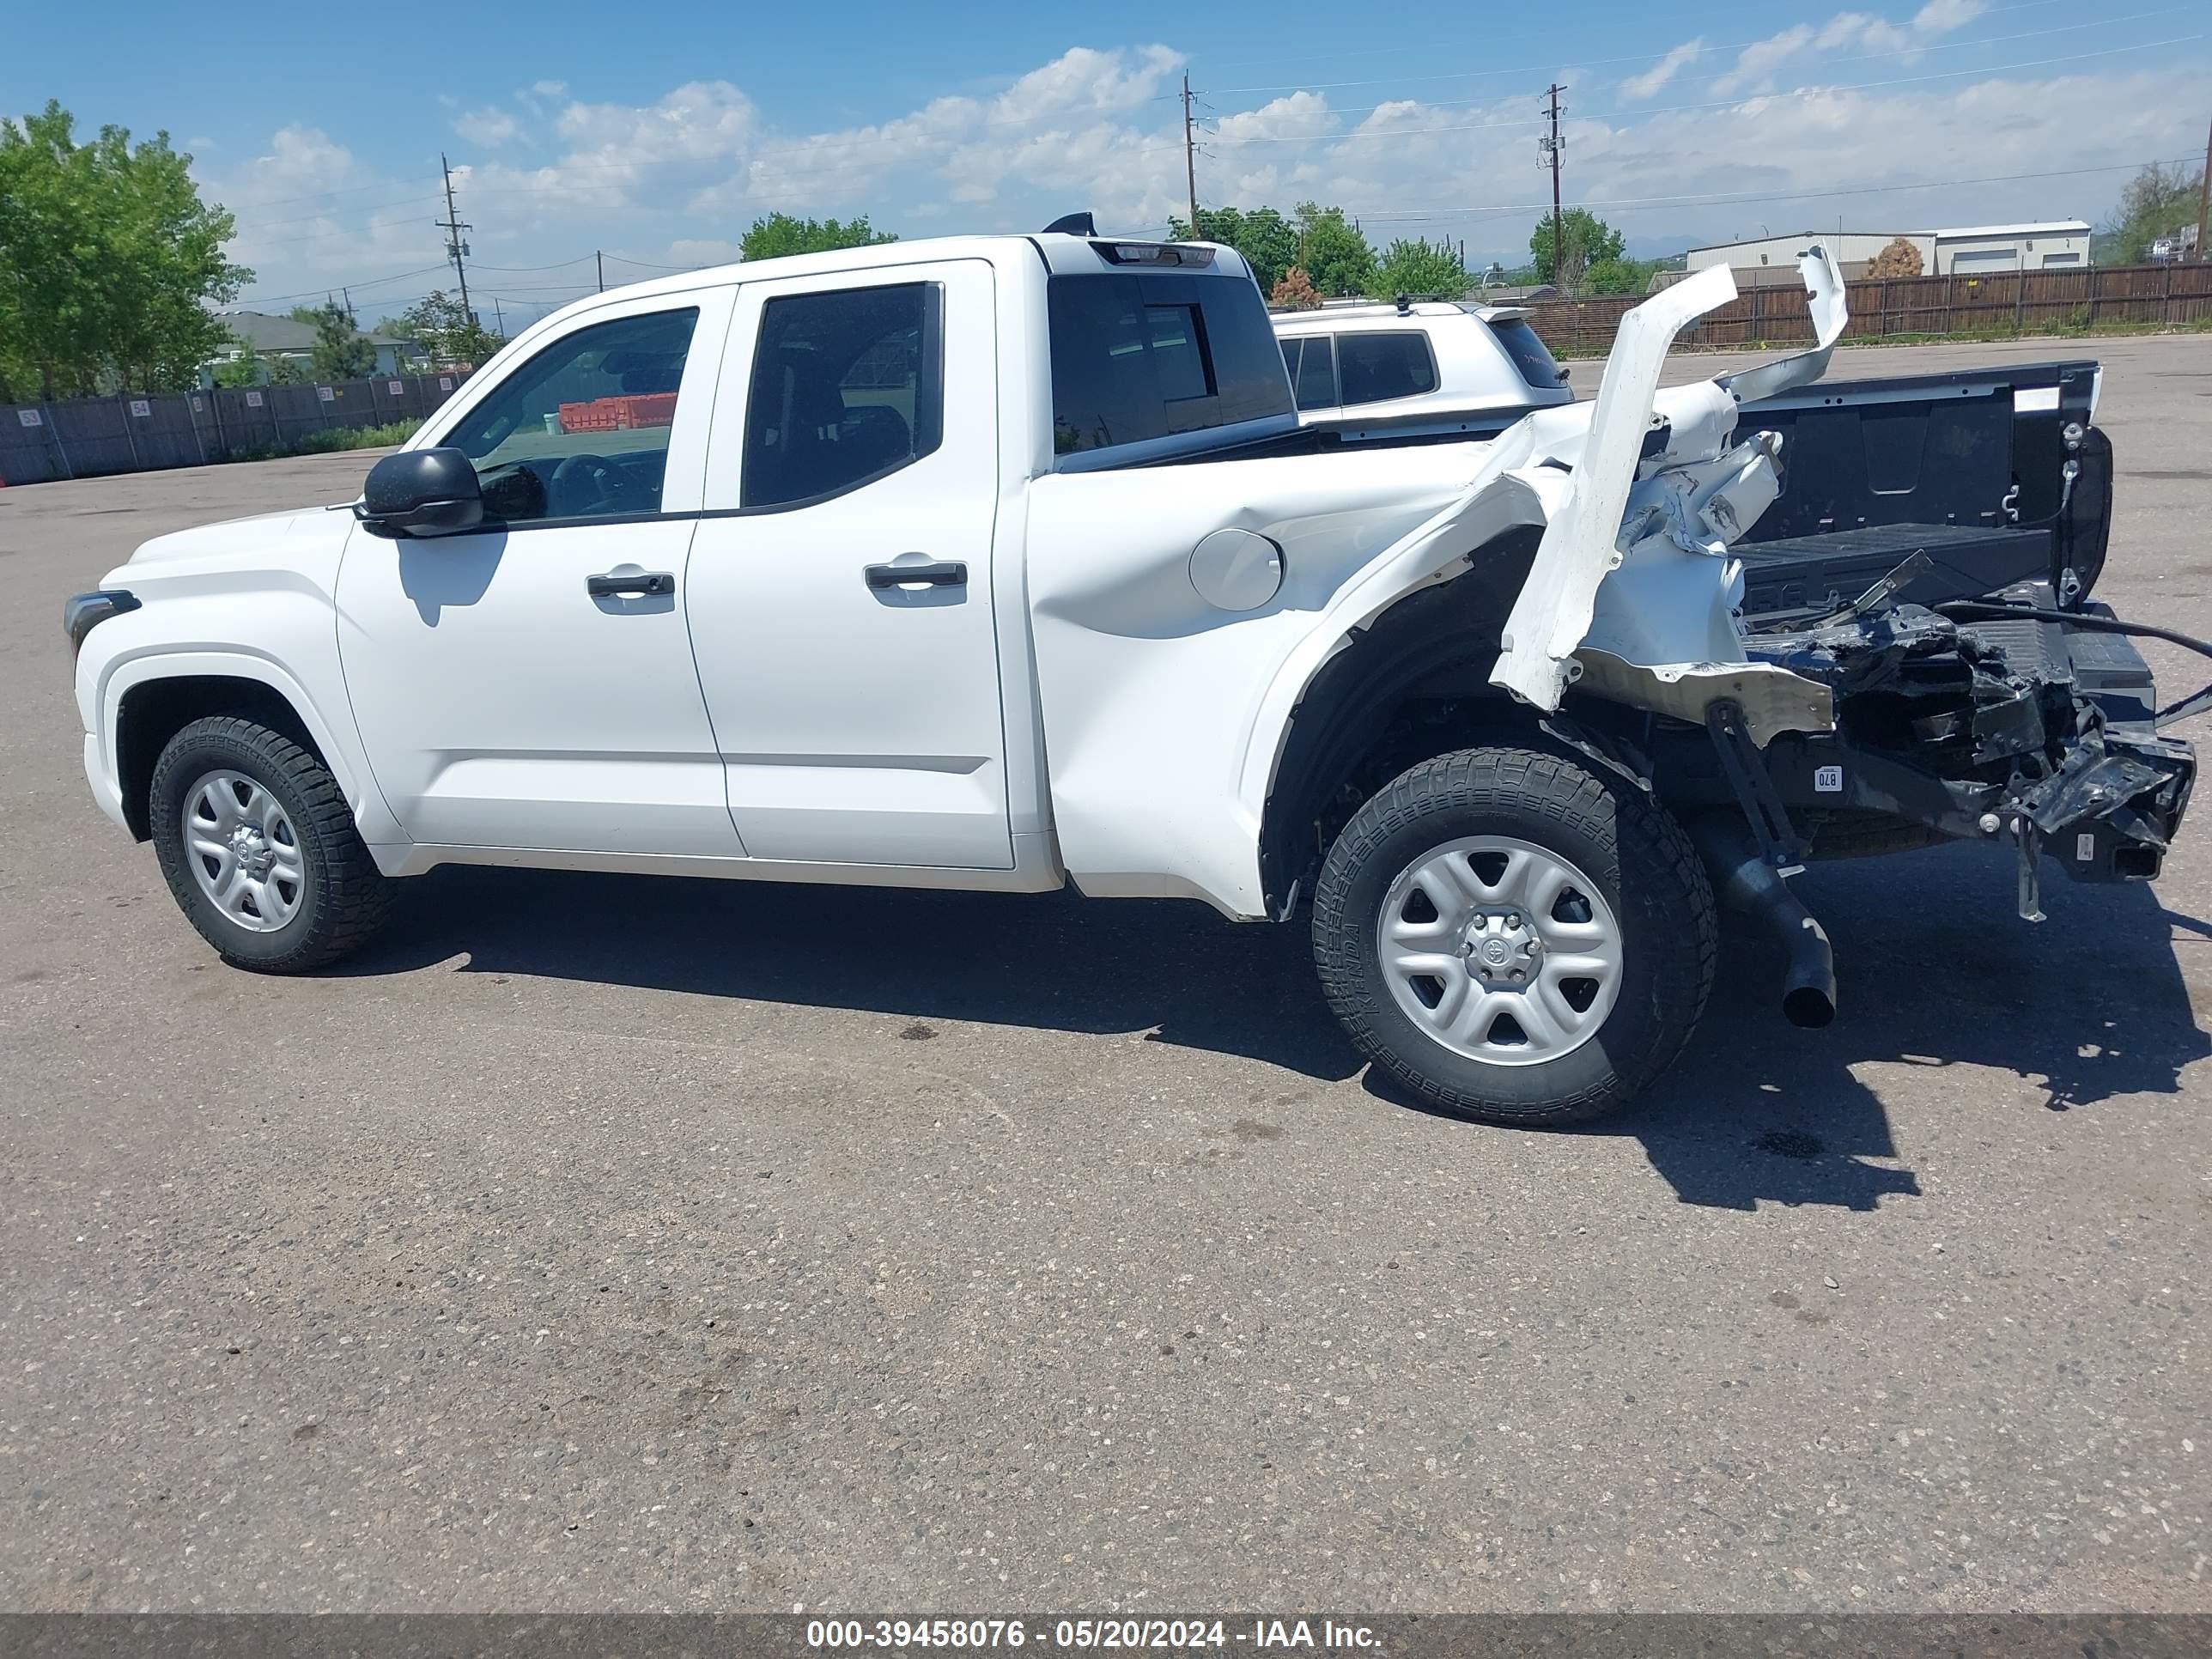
1487, 316, 1566, 391
1048, 269, 1293, 461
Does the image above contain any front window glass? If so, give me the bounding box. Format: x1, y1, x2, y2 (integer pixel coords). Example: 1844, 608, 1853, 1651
444, 307, 699, 523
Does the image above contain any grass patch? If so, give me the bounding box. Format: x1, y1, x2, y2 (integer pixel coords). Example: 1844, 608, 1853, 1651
230, 418, 420, 462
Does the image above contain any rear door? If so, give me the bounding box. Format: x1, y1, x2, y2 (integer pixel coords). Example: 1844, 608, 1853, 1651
684, 258, 1013, 869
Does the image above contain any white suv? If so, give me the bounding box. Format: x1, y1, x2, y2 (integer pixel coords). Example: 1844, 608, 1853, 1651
1272, 301, 1574, 436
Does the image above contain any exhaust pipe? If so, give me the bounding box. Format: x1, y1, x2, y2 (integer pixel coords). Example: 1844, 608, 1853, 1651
1691, 818, 1838, 1029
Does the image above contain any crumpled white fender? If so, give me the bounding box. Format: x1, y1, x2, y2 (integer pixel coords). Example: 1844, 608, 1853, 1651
1489, 244, 1848, 711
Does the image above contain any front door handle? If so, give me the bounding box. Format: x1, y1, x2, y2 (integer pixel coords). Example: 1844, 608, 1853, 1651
865, 559, 967, 590
586, 570, 675, 598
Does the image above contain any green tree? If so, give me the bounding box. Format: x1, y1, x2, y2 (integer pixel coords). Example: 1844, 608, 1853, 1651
1292, 202, 1375, 297
739, 213, 897, 261
301, 300, 376, 380
2104, 161, 2204, 264
1365, 237, 1468, 301
381, 291, 501, 370
1529, 208, 1628, 290
210, 337, 263, 388
0, 100, 249, 399
1583, 256, 1660, 295
1169, 205, 1301, 293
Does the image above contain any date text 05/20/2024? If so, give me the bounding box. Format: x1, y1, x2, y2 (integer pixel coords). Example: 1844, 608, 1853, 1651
805, 1620, 1382, 1650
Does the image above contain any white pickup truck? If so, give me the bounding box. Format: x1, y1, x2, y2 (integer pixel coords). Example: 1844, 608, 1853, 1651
66, 227, 2197, 1126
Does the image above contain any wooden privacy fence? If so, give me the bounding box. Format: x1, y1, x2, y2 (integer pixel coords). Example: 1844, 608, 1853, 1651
1525, 261, 2212, 356
0, 371, 474, 487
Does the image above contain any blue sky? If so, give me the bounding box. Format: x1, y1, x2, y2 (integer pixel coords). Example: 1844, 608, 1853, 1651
8, 0, 2207, 329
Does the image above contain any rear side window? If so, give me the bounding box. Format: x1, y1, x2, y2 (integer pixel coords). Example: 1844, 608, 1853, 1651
1335, 332, 1438, 408
1488, 317, 1565, 390
742, 282, 942, 510
1279, 336, 1338, 410
1048, 272, 1293, 456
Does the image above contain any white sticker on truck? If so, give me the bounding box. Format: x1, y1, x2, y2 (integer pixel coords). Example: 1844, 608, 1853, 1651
2077, 832, 2096, 862
1814, 764, 1844, 793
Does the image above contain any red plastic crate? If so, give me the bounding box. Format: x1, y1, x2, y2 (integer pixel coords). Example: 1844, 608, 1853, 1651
618, 392, 678, 428
558, 398, 623, 433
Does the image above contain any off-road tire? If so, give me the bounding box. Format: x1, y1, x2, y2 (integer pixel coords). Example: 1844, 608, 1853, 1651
1313, 745, 1717, 1127
149, 716, 390, 972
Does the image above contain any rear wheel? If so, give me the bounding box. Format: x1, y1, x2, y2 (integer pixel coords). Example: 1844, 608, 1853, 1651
149, 716, 389, 972
1312, 745, 1715, 1127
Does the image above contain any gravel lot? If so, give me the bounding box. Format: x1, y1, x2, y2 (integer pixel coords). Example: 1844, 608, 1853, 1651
2, 336, 2208, 1613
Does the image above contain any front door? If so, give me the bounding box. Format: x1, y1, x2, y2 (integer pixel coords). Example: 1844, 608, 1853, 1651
337, 289, 746, 857
684, 259, 1012, 868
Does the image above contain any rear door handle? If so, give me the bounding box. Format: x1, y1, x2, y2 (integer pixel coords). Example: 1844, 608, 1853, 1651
865, 560, 967, 590
586, 570, 675, 598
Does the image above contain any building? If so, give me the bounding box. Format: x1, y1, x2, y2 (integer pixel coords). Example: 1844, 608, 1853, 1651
208, 311, 428, 382
1686, 221, 2092, 283
1930, 222, 2090, 273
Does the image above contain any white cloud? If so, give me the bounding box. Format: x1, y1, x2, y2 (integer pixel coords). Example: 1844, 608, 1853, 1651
1622, 40, 1705, 101
1713, 1, 1986, 96
455, 107, 522, 148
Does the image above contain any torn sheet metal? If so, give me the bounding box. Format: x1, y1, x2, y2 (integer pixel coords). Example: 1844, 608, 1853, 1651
1722, 243, 1849, 405
1571, 650, 1835, 749
1488, 264, 1742, 712
1491, 245, 1851, 716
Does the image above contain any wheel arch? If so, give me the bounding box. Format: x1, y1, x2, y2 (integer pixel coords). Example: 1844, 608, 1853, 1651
106, 655, 379, 843
1256, 526, 1550, 914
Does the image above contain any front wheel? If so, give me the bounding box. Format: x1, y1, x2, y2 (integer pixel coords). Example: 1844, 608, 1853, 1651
1312, 745, 1716, 1127
149, 716, 390, 973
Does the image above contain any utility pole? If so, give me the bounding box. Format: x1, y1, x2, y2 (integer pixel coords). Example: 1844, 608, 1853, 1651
436, 152, 473, 319
1182, 74, 1201, 240
492, 298, 506, 339
596, 249, 605, 292
341, 287, 355, 326
2198, 109, 2211, 263
1540, 84, 1566, 282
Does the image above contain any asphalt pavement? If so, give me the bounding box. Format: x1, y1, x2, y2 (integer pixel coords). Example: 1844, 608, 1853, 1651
1, 336, 2207, 1613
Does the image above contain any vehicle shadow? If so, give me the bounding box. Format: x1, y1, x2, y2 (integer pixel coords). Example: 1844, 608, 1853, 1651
340, 839, 2205, 1212
1373, 840, 2209, 1209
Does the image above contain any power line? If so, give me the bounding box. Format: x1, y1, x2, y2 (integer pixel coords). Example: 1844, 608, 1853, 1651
1342, 155, 2203, 226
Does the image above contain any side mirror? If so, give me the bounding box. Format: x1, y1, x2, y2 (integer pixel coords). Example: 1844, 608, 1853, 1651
356, 447, 483, 539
